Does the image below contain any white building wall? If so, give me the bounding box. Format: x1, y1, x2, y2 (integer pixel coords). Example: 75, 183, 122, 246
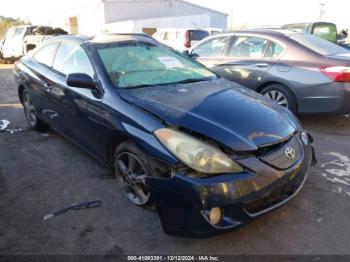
44, 0, 227, 35
104, 0, 227, 29
104, 14, 211, 33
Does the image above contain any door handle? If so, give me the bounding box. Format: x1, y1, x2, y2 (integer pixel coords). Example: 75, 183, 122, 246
255, 63, 269, 68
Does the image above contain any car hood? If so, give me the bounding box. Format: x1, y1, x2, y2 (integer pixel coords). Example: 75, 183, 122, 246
119, 79, 299, 151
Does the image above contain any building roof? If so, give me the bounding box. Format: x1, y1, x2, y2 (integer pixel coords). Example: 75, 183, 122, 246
179, 0, 229, 16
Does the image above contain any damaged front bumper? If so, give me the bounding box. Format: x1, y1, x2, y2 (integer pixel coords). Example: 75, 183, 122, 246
146, 139, 315, 238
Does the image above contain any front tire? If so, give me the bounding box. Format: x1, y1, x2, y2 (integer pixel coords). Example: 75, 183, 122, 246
261, 84, 297, 114
114, 141, 153, 207
22, 90, 49, 131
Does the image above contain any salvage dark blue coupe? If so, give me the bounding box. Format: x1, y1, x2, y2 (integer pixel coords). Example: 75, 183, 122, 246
14, 34, 316, 237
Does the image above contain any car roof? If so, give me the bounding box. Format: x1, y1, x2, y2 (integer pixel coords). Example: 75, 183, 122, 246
228, 29, 303, 37
155, 28, 208, 32
199, 29, 306, 41
45, 33, 158, 45
283, 21, 336, 26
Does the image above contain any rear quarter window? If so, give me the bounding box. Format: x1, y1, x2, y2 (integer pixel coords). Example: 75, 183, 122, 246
33, 43, 59, 67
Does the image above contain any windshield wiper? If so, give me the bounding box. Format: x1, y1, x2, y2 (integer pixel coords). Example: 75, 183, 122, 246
170, 77, 215, 85
123, 77, 215, 89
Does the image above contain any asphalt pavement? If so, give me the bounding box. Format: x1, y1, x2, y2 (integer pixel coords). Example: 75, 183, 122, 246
0, 64, 349, 255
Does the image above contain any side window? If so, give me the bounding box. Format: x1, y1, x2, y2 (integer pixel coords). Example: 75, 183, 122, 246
192, 37, 230, 58
265, 41, 285, 58
53, 42, 94, 78
33, 43, 59, 67
164, 32, 169, 41
189, 30, 209, 41
313, 24, 337, 43
167, 32, 177, 41
229, 36, 269, 58
15, 27, 25, 37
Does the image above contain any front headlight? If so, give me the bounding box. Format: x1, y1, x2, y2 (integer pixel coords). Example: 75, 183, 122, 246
154, 128, 243, 174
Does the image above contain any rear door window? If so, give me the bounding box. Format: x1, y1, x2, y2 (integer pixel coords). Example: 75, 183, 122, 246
229, 36, 269, 58
33, 42, 59, 67
265, 41, 285, 58
192, 36, 231, 57
53, 42, 94, 78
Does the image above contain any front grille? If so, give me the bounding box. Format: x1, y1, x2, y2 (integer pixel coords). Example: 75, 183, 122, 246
259, 136, 302, 170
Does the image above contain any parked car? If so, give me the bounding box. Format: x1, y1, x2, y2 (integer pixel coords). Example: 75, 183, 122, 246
14, 34, 315, 237
282, 22, 350, 50
188, 29, 350, 115
153, 28, 211, 51
1, 25, 67, 62
202, 27, 225, 36
282, 22, 338, 43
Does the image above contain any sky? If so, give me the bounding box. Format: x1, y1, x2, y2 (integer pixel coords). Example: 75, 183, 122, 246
1, 0, 349, 30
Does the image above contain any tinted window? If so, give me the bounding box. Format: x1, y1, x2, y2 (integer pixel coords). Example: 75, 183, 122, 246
33, 43, 59, 67
265, 41, 285, 58
290, 34, 350, 56
189, 30, 209, 41
53, 42, 94, 77
97, 41, 216, 89
192, 37, 230, 57
313, 24, 337, 42
229, 36, 269, 58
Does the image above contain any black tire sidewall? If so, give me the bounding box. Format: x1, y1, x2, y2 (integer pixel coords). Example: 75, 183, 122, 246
22, 90, 48, 131
261, 84, 298, 114
22, 90, 38, 128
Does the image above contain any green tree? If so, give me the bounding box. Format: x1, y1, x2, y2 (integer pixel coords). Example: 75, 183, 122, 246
0, 16, 29, 38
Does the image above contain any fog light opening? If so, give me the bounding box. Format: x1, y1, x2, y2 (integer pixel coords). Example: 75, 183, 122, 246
209, 207, 222, 225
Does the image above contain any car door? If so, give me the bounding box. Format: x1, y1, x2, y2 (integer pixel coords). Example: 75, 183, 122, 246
216, 35, 287, 90
25, 42, 60, 121
45, 41, 104, 156
190, 36, 232, 69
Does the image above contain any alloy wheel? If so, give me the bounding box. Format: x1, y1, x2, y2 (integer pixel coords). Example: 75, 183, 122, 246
115, 152, 150, 206
264, 90, 289, 108
23, 93, 37, 127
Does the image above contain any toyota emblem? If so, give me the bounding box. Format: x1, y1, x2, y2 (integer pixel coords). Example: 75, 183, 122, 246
285, 147, 296, 160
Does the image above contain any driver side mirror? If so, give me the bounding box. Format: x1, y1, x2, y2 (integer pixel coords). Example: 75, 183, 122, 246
67, 73, 96, 89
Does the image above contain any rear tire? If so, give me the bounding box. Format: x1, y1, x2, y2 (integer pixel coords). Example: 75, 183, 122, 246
22, 90, 49, 131
114, 140, 155, 208
261, 84, 297, 114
